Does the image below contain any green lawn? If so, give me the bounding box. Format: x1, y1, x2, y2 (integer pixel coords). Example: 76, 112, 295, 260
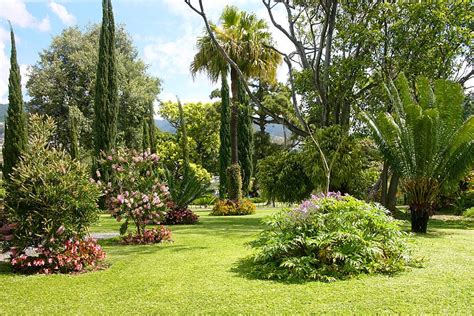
1, 207, 473, 314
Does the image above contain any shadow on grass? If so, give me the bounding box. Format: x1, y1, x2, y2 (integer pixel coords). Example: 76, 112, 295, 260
0, 261, 12, 275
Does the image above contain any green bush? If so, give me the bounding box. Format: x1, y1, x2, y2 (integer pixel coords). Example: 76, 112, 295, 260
249, 197, 267, 204
3, 115, 101, 252
246, 193, 414, 282
192, 194, 217, 206
463, 207, 474, 218
210, 199, 256, 216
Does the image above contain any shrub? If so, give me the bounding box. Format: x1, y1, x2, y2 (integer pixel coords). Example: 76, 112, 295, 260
99, 148, 169, 238
249, 197, 267, 204
121, 226, 172, 245
3, 115, 101, 254
246, 193, 414, 282
210, 199, 256, 216
162, 208, 199, 225
10, 238, 106, 274
165, 167, 209, 212
192, 194, 217, 207
464, 207, 474, 218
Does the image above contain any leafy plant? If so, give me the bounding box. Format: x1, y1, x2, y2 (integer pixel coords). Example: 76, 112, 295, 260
10, 238, 106, 274
3, 114, 101, 253
165, 168, 209, 211
361, 74, 474, 232
246, 193, 415, 282
162, 209, 199, 225
463, 207, 474, 218
210, 199, 255, 216
121, 226, 172, 245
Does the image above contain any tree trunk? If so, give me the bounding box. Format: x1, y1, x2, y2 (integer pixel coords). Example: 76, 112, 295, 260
230, 68, 239, 165
410, 204, 430, 233
386, 172, 399, 212
380, 161, 389, 205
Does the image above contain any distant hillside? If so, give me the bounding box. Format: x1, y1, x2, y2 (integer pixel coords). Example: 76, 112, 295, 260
154, 118, 290, 139
0, 104, 8, 122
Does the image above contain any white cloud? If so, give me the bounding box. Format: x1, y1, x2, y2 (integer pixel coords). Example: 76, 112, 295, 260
0, 0, 51, 32
48, 1, 76, 26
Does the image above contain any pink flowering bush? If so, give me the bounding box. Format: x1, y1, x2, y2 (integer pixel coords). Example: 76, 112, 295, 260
98, 148, 171, 242
10, 238, 106, 274
121, 226, 172, 245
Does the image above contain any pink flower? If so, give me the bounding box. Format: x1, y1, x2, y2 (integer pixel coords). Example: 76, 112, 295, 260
56, 225, 65, 235
117, 194, 125, 204
107, 155, 113, 161
96, 170, 101, 178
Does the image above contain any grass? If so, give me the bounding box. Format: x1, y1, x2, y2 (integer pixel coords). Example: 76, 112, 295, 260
1, 207, 473, 314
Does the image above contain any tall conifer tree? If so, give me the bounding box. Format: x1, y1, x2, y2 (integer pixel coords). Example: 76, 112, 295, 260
3, 24, 27, 181
237, 79, 253, 196
219, 76, 232, 198
93, 0, 118, 178
148, 102, 156, 154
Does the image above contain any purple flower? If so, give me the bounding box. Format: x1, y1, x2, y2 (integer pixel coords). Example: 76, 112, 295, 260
117, 194, 125, 204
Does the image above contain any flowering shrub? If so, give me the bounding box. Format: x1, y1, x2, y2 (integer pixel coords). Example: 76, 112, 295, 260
98, 148, 170, 237
210, 199, 256, 216
162, 207, 199, 225
246, 193, 415, 282
3, 115, 101, 255
121, 226, 172, 245
10, 238, 106, 274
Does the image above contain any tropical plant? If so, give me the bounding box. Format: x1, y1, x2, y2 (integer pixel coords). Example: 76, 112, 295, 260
191, 5, 282, 200
361, 74, 474, 233
164, 168, 209, 212
2, 114, 101, 254
246, 193, 414, 282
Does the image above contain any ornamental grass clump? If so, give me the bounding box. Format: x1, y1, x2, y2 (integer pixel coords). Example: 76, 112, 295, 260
246, 193, 414, 282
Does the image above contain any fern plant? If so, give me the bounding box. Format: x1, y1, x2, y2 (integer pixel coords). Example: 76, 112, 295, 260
361, 74, 474, 233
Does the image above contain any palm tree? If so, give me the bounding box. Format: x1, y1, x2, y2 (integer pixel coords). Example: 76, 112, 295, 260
361, 74, 474, 233
191, 5, 282, 200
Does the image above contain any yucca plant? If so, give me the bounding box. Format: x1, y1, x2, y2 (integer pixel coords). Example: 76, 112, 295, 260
361, 74, 474, 233
164, 168, 209, 211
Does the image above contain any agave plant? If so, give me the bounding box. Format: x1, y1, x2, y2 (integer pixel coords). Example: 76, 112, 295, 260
361, 74, 474, 233
164, 168, 209, 211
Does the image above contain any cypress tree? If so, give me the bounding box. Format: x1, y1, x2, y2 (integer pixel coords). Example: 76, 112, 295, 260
177, 99, 190, 177
219, 76, 232, 199
237, 78, 254, 196
148, 102, 156, 153
93, 0, 118, 178
3, 24, 27, 181
68, 106, 80, 160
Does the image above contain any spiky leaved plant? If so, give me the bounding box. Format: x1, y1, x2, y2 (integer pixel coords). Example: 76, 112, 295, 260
361, 74, 474, 233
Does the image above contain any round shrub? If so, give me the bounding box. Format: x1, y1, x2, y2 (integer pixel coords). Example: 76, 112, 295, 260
464, 207, 474, 218
210, 199, 256, 216
162, 208, 199, 225
3, 115, 101, 254
247, 193, 414, 282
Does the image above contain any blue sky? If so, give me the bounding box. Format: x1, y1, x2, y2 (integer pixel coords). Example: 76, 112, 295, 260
0, 0, 291, 115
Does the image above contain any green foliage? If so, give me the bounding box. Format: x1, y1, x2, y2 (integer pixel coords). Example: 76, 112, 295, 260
165, 168, 209, 211
257, 151, 313, 203
463, 207, 474, 218
191, 194, 217, 207
4, 115, 101, 252
237, 79, 254, 196
159, 101, 220, 174
68, 105, 80, 159
227, 163, 242, 201
142, 119, 150, 152
247, 194, 414, 282
219, 76, 231, 198
361, 74, 474, 232
27, 25, 160, 151
148, 102, 157, 153
302, 127, 381, 198
210, 199, 255, 216
94, 0, 119, 171
3, 25, 27, 181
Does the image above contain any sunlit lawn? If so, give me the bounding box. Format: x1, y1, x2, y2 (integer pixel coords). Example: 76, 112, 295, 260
1, 207, 473, 314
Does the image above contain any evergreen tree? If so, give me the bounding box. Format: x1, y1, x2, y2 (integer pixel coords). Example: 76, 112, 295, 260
68, 106, 80, 160
219, 76, 232, 198
142, 119, 150, 152
177, 99, 190, 177
237, 78, 254, 196
148, 102, 157, 154
93, 0, 118, 178
3, 24, 27, 181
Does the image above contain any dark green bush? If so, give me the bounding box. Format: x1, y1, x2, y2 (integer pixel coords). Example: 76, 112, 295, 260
3, 115, 101, 252
246, 193, 415, 282
210, 199, 256, 216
